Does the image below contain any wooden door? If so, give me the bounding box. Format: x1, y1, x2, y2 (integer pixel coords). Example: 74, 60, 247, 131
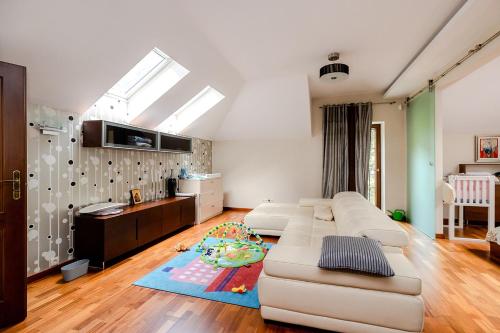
0, 61, 27, 327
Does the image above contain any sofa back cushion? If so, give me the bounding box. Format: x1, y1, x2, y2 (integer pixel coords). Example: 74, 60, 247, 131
332, 192, 409, 247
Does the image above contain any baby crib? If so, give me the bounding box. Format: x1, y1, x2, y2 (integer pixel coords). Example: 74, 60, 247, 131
445, 175, 496, 242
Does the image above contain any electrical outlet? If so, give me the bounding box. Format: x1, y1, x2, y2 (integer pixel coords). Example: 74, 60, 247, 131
263, 199, 272, 203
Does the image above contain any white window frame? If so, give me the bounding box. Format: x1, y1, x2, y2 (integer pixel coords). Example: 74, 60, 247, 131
107, 48, 172, 100
156, 86, 225, 134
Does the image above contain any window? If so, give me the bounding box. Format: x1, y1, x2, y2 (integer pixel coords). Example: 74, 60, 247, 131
108, 49, 169, 99
126, 60, 189, 121
156, 86, 225, 134
96, 48, 189, 122
368, 124, 382, 208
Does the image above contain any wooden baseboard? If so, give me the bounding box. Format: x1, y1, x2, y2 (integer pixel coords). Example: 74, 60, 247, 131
435, 233, 445, 239
27, 259, 75, 283
223, 207, 252, 212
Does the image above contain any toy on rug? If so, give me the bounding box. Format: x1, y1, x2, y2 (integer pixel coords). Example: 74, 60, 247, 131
231, 284, 247, 294
175, 242, 190, 252
197, 222, 266, 269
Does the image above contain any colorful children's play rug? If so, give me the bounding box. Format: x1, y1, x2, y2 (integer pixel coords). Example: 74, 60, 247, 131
133, 238, 272, 309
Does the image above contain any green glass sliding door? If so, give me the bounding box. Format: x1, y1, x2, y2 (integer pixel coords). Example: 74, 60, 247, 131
407, 90, 436, 239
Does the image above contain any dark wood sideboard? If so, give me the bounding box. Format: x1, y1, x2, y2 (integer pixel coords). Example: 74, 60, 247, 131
458, 163, 500, 224
75, 197, 195, 268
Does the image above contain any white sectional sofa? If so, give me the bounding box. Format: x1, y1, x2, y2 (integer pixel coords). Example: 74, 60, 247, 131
250, 192, 424, 333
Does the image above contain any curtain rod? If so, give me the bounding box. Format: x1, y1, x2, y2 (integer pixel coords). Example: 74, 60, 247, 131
319, 101, 397, 109
407, 29, 500, 103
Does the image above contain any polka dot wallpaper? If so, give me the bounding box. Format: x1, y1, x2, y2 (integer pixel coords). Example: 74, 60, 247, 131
27, 104, 212, 276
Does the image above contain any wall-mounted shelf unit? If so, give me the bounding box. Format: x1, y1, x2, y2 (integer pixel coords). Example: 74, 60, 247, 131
160, 132, 192, 153
82, 120, 192, 153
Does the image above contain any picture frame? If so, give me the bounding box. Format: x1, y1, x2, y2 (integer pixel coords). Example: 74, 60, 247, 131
130, 188, 143, 205
475, 136, 500, 162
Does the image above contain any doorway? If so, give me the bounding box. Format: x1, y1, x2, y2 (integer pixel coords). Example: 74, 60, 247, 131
368, 124, 382, 208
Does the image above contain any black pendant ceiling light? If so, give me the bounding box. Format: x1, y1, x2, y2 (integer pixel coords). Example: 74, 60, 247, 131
320, 52, 349, 81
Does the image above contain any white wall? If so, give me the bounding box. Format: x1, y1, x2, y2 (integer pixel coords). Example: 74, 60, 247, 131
214, 109, 322, 208
439, 54, 500, 174
214, 95, 407, 210
372, 102, 407, 213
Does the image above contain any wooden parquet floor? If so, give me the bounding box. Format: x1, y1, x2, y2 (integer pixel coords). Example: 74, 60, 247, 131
2, 210, 499, 333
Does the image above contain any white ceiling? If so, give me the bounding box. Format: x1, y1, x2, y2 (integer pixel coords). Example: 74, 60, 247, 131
0, 0, 490, 140
440, 54, 500, 134
215, 74, 312, 141
0, 0, 244, 139
385, 0, 500, 98
177, 0, 464, 99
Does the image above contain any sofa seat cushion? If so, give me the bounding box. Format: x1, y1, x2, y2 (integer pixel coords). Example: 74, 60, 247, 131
259, 272, 424, 333
278, 230, 312, 247
278, 218, 336, 247
263, 246, 421, 295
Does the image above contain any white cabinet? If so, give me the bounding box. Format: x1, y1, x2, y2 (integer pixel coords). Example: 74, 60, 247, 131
179, 176, 223, 224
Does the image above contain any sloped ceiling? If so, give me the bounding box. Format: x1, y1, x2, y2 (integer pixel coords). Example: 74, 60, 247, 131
440, 54, 500, 134
385, 0, 500, 98
0, 0, 244, 139
0, 0, 477, 141
216, 74, 311, 140
177, 0, 464, 99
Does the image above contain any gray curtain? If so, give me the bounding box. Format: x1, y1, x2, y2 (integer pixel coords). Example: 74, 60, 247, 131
354, 102, 373, 198
322, 104, 349, 198
322, 102, 373, 199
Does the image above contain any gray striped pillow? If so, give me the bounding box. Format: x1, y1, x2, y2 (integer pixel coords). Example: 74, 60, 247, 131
318, 235, 395, 277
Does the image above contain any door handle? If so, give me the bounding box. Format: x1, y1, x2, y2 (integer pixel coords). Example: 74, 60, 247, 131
0, 170, 21, 200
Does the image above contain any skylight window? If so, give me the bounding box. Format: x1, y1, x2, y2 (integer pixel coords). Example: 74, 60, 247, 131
126, 60, 189, 121
156, 86, 225, 134
95, 47, 189, 122
108, 48, 170, 99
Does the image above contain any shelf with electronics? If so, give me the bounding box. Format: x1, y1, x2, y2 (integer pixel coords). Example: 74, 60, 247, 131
82, 120, 192, 153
